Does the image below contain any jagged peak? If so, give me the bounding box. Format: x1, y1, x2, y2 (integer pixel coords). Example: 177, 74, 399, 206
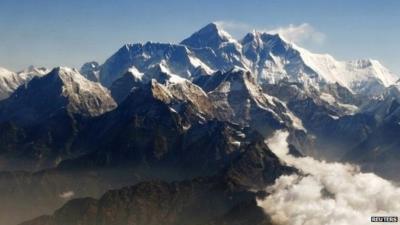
180, 22, 236, 49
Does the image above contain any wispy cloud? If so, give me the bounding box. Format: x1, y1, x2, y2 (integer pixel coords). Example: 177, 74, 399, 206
267, 23, 326, 45
215, 21, 325, 45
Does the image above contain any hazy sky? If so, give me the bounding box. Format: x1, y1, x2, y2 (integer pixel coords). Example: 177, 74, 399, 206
0, 0, 399, 73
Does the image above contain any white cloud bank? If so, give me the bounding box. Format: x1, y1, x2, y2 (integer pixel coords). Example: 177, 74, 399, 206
260, 131, 400, 225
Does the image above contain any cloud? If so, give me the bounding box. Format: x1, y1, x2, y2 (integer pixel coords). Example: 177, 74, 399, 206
259, 130, 400, 225
215, 21, 325, 45
267, 23, 326, 44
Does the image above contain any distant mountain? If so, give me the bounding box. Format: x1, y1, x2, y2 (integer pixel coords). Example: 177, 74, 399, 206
97, 22, 398, 98
0, 66, 49, 101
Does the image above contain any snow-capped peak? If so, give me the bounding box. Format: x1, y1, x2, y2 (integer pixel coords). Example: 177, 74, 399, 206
0, 67, 15, 78
180, 22, 237, 49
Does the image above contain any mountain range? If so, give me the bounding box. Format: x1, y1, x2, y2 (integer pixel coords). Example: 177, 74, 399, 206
0, 23, 399, 225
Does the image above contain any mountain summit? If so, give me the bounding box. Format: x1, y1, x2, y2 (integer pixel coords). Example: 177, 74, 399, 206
181, 22, 236, 49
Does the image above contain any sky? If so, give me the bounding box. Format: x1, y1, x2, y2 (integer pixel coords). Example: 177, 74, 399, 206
0, 0, 399, 73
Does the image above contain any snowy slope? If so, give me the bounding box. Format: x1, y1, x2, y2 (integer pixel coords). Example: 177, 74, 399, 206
0, 67, 24, 100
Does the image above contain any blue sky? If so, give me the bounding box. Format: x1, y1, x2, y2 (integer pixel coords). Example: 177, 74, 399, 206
0, 0, 399, 73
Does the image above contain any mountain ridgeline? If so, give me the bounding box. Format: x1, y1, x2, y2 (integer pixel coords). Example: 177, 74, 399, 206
0, 23, 399, 225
